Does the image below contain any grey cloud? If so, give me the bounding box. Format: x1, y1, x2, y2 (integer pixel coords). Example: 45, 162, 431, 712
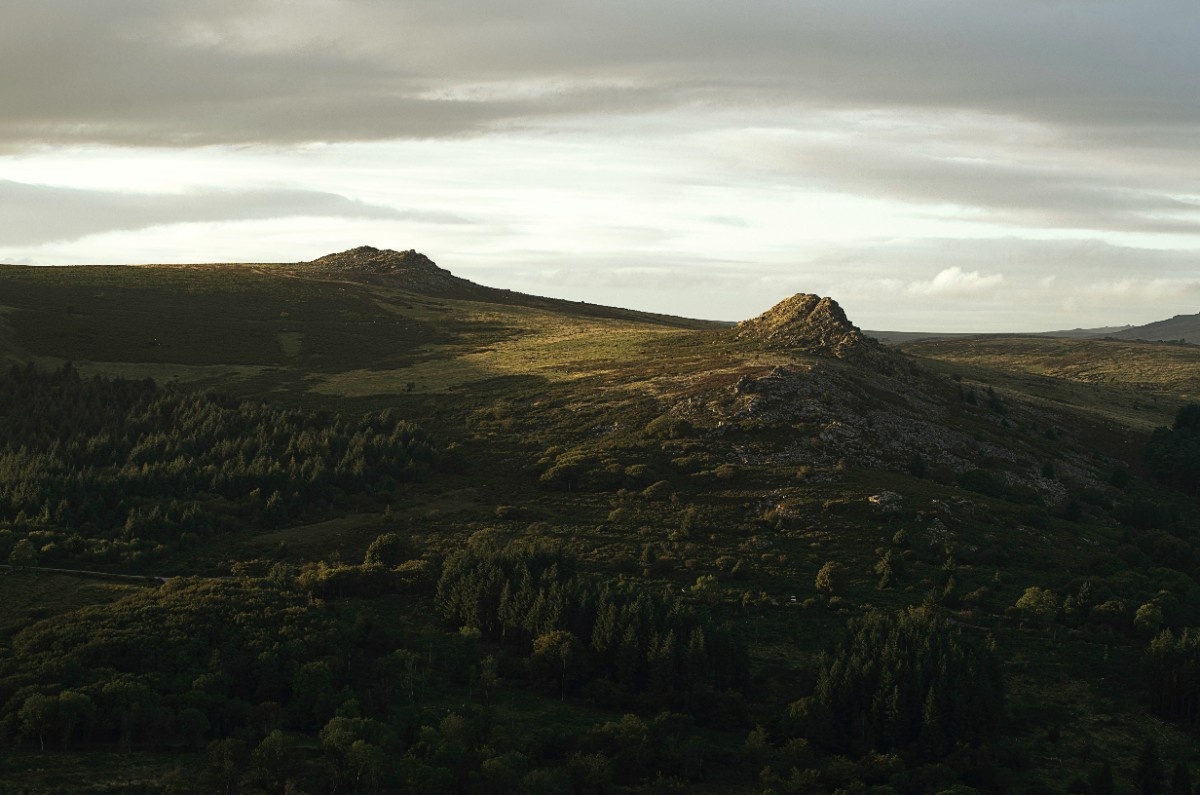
717, 140, 1200, 237
0, 180, 465, 245
2, 1, 1198, 148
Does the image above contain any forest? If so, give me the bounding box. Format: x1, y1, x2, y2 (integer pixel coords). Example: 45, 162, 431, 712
0, 362, 437, 567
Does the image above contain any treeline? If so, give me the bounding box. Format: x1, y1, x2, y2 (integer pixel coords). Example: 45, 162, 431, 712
436, 537, 748, 701
0, 363, 437, 563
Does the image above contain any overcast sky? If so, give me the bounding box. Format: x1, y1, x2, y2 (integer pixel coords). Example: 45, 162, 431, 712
2, 1, 1199, 331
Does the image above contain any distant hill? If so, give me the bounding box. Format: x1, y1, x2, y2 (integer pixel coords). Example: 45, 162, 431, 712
868, 326, 1130, 345
1106, 312, 1200, 344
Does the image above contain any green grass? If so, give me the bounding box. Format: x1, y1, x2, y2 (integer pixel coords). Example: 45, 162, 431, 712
901, 335, 1200, 431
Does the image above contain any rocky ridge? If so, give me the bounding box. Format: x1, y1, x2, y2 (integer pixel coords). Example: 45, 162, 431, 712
306, 246, 473, 293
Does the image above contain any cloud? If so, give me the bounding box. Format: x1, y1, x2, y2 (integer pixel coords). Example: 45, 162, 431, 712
700, 134, 1200, 238
906, 267, 1004, 296
0, 179, 466, 245
1074, 277, 1200, 302
1, 1, 1198, 149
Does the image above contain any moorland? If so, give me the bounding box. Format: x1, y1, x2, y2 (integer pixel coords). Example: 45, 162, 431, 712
1, 246, 1199, 794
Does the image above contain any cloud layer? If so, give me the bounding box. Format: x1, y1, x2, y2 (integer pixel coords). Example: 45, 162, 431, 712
0, 179, 463, 246
2, 1, 1199, 331
4, 1, 1198, 148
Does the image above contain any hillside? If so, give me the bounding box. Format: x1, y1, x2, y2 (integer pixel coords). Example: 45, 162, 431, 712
2, 250, 1200, 793
898, 335, 1200, 431
1108, 312, 1200, 344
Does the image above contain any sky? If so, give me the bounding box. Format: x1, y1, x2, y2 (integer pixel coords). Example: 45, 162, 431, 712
2, 1, 1199, 331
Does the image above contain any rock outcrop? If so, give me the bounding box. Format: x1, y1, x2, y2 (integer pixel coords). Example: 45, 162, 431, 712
306, 246, 470, 293
734, 294, 874, 359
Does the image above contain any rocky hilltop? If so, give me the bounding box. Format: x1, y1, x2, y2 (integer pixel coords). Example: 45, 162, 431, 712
734, 293, 876, 359
306, 246, 473, 293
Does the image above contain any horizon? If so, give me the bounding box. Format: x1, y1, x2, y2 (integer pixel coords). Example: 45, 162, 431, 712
3, 2, 1199, 332
0, 245, 1171, 336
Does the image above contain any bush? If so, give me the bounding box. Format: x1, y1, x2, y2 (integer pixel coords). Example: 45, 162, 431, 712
814, 561, 843, 595
645, 416, 694, 439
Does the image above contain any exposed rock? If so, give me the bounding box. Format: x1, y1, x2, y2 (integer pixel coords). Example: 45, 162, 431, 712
734, 294, 876, 359
868, 491, 903, 511
306, 246, 471, 293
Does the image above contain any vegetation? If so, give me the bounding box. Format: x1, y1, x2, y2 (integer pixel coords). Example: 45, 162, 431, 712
0, 363, 437, 565
2, 254, 1200, 791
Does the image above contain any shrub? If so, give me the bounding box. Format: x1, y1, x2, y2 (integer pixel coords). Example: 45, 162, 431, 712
814, 561, 843, 595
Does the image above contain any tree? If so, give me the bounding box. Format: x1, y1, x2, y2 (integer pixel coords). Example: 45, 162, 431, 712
177, 707, 211, 750
479, 655, 500, 706
814, 561, 843, 596
18, 693, 57, 751
1013, 586, 1058, 623
808, 608, 1003, 755
253, 730, 295, 795
875, 549, 900, 589
1135, 602, 1165, 638
8, 537, 37, 570
532, 630, 580, 701
364, 531, 409, 567
206, 738, 249, 795
347, 740, 387, 794
56, 691, 95, 749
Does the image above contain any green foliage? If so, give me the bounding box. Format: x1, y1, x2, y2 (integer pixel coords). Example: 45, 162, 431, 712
1143, 628, 1200, 726
0, 577, 355, 747
802, 608, 1003, 756
644, 416, 694, 440
0, 363, 438, 563
7, 537, 36, 569
1146, 403, 1200, 495
814, 560, 843, 595
3, 265, 1199, 791
1013, 586, 1058, 623
363, 531, 411, 567
435, 538, 747, 697
538, 449, 623, 492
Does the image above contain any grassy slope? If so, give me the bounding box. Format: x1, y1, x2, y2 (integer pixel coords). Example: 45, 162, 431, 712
899, 335, 1200, 431
3, 262, 1199, 790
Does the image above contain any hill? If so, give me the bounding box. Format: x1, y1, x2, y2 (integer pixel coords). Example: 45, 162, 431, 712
1107, 311, 1200, 344
1, 249, 1199, 793
868, 326, 1131, 345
